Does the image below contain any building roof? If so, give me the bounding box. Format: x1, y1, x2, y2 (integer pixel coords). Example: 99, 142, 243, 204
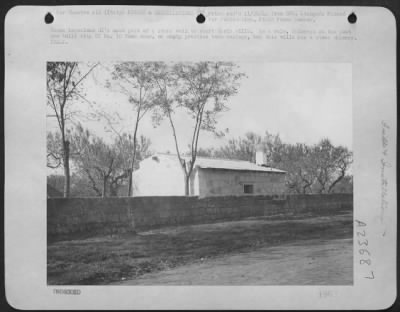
151, 153, 286, 173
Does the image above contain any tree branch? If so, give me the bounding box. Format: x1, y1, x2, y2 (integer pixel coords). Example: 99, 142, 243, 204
65, 62, 99, 99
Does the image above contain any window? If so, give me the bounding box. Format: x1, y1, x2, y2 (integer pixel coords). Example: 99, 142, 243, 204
243, 184, 254, 194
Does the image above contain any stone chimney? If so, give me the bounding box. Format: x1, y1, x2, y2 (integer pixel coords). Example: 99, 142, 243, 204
255, 144, 265, 166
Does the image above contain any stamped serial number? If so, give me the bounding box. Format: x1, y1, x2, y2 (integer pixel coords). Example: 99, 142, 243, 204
355, 219, 374, 279
53, 288, 81, 295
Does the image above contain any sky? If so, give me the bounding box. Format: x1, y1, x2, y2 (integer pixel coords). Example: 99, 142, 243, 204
47, 62, 352, 155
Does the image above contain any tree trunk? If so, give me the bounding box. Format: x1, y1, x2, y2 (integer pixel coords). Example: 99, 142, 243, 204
184, 174, 190, 196
127, 103, 140, 196
328, 171, 345, 193
62, 140, 70, 197
109, 183, 118, 197
127, 167, 134, 196
102, 176, 107, 198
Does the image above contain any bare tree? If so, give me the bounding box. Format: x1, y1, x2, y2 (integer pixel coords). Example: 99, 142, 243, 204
47, 62, 98, 197
276, 143, 317, 194
267, 139, 352, 194
213, 132, 262, 162
191, 131, 352, 195
71, 125, 125, 197
47, 132, 63, 169
153, 62, 245, 195
329, 174, 353, 193
108, 134, 152, 196
70, 125, 152, 197
195, 131, 283, 165
108, 62, 158, 196
312, 139, 353, 193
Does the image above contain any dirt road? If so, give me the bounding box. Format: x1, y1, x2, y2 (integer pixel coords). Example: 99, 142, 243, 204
115, 238, 352, 285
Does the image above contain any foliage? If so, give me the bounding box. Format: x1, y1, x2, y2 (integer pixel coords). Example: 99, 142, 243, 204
106, 62, 159, 195
214, 132, 263, 162
277, 143, 318, 194
173, 62, 245, 134
152, 62, 246, 195
329, 175, 353, 193
196, 131, 353, 194
70, 125, 151, 197
46, 61, 352, 197
47, 174, 99, 197
47, 128, 151, 198
47, 132, 63, 169
311, 139, 353, 193
47, 62, 98, 197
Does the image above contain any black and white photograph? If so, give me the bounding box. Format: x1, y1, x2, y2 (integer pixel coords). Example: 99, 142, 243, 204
46, 61, 353, 286
5, 5, 396, 310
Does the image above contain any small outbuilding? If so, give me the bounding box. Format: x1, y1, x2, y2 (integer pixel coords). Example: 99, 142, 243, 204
132, 153, 286, 197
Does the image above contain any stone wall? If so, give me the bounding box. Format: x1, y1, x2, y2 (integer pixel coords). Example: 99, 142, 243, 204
48, 194, 353, 238
47, 198, 135, 236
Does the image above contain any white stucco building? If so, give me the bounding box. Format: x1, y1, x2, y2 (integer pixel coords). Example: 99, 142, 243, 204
132, 153, 286, 197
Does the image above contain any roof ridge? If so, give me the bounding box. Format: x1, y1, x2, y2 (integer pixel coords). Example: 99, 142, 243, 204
153, 152, 252, 163
149, 153, 286, 173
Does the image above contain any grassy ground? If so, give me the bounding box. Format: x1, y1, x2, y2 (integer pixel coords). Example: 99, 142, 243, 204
47, 212, 352, 285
